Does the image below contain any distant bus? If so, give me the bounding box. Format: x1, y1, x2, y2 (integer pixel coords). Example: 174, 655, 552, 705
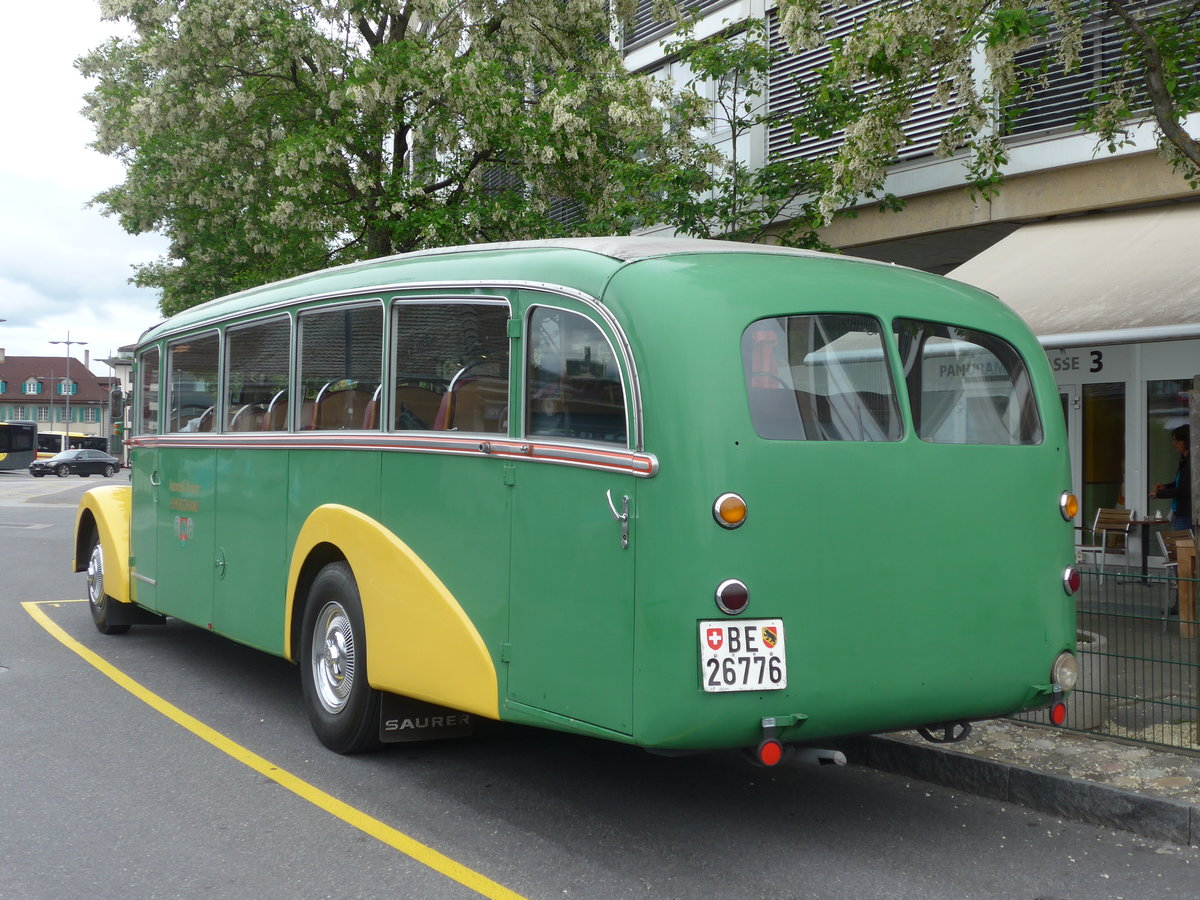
74, 237, 1080, 762
37, 431, 107, 457
0, 421, 37, 470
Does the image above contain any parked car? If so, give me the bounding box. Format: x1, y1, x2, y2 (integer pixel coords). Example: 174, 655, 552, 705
30, 449, 121, 478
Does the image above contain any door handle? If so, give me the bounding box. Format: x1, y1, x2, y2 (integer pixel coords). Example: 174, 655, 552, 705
606, 489, 630, 550
149, 469, 160, 486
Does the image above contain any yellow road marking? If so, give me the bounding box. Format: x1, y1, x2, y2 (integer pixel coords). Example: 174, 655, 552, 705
22, 600, 527, 900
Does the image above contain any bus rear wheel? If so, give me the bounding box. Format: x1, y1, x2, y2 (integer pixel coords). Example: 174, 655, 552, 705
86, 533, 130, 635
299, 562, 381, 754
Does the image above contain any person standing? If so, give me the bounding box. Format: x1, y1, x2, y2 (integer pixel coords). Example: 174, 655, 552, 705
1153, 424, 1193, 531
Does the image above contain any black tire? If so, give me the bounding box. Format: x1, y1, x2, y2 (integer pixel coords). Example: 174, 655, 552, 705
299, 562, 381, 754
86, 532, 131, 635
56, 466, 70, 478
103, 464, 117, 477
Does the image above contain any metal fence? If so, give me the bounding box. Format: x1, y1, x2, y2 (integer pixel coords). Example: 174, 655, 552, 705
1017, 566, 1200, 752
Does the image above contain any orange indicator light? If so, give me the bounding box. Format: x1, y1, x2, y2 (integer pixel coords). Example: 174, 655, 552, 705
1059, 492, 1079, 522
714, 493, 748, 529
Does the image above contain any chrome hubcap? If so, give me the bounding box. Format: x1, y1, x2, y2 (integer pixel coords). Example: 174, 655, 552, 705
87, 543, 104, 606
311, 601, 355, 714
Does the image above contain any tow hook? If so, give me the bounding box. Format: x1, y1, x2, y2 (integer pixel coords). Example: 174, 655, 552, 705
917, 721, 973, 744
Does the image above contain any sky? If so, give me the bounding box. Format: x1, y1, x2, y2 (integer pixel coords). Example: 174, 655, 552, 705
0, 2, 168, 374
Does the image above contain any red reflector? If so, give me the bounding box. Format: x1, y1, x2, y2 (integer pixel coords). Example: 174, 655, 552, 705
1063, 566, 1081, 596
758, 739, 783, 766
1050, 702, 1067, 726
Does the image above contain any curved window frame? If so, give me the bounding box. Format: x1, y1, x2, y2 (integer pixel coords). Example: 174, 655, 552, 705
522, 303, 631, 449
892, 318, 1044, 446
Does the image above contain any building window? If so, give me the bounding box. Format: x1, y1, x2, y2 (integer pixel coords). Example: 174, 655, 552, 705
0, 380, 7, 394
23, 380, 42, 395
84, 407, 100, 423
765, 4, 959, 166
56, 381, 78, 396
36, 406, 50, 422
15, 405, 27, 419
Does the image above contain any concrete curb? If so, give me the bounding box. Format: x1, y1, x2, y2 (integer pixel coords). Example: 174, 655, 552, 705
839, 735, 1199, 846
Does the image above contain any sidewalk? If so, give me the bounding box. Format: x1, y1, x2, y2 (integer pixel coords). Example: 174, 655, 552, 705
842, 719, 1200, 845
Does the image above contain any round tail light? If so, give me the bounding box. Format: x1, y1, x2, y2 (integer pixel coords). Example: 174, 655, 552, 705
1050, 702, 1067, 725
757, 738, 784, 766
715, 579, 749, 615
1063, 566, 1081, 596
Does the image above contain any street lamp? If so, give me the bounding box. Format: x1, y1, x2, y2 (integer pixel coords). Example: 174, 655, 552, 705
49, 332, 87, 452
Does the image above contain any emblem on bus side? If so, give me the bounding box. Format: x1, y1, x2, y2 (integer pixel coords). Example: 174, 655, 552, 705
706, 627, 724, 651
762, 626, 778, 649
174, 516, 193, 545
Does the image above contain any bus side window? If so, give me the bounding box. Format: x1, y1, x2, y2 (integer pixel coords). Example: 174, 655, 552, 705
139, 347, 160, 435
166, 333, 219, 433
525, 307, 626, 445
392, 303, 509, 434
225, 317, 290, 432
298, 305, 383, 431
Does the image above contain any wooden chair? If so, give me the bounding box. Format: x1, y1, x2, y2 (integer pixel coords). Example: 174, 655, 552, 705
1077, 508, 1133, 582
1157, 529, 1194, 577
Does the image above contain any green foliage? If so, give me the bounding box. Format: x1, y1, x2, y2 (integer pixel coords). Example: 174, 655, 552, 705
774, 0, 1200, 217
80, 0, 716, 314
662, 19, 845, 248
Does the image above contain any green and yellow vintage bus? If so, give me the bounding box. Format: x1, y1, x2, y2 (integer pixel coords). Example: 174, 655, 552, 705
74, 238, 1080, 761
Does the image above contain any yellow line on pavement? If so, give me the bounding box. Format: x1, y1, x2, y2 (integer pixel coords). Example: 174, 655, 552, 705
22, 600, 527, 900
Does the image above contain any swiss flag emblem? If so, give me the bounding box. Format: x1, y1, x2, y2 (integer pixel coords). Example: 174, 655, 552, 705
706, 627, 724, 651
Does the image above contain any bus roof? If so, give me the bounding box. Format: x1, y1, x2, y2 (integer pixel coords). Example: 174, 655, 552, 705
137, 238, 892, 345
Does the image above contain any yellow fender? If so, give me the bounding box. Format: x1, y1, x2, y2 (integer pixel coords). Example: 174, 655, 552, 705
285, 504, 499, 720
74, 486, 133, 604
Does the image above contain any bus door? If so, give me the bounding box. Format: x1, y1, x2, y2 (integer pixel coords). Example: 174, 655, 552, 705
506, 299, 636, 735
151, 334, 220, 625
130, 347, 161, 610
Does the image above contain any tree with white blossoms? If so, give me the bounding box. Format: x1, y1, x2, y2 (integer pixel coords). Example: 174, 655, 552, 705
80, 0, 717, 314
773, 0, 1200, 221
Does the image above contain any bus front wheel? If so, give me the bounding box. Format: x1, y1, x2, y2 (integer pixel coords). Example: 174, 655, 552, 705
86, 533, 130, 635
299, 562, 382, 754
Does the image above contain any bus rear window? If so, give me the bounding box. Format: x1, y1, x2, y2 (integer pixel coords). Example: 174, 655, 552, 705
743, 314, 901, 441
893, 319, 1042, 445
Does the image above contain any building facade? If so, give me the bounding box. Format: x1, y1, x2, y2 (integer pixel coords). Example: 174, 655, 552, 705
0, 348, 119, 446
623, 0, 1200, 555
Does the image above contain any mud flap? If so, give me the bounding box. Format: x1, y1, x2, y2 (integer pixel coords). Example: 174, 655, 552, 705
378, 694, 476, 743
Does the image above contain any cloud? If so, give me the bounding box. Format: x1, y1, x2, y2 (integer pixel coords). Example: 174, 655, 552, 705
0, 1, 165, 369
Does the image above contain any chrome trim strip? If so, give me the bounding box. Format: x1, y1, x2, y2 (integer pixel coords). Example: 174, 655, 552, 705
132, 572, 157, 586
127, 433, 659, 477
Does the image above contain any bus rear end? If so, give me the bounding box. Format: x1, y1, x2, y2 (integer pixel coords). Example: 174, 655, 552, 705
609, 251, 1077, 753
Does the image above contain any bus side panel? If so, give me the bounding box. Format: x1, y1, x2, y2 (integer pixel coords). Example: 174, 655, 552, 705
212, 447, 291, 653
153, 446, 216, 626
287, 504, 500, 719
376, 452, 511, 711
74, 485, 133, 605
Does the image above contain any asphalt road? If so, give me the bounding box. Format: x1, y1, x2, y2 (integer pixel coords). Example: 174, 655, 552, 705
1, 468, 1198, 899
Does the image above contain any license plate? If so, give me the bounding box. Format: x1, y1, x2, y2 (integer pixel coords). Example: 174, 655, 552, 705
699, 619, 786, 692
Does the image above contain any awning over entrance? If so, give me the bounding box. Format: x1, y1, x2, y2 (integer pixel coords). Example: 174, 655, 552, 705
947, 203, 1200, 347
